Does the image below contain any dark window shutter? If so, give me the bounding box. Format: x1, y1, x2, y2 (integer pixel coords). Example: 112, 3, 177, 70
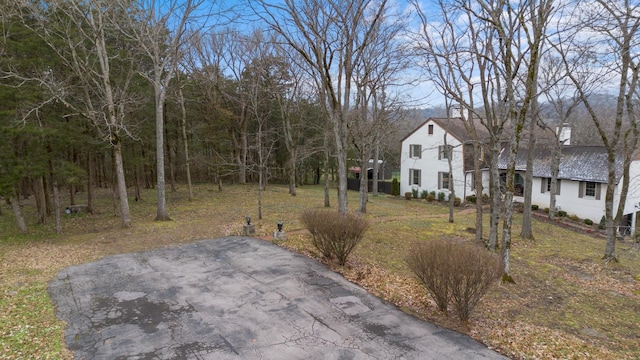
579, 181, 584, 198
595, 183, 601, 200
556, 179, 561, 195
541, 178, 546, 193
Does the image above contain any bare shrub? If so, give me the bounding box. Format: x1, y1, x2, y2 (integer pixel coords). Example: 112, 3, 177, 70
300, 209, 335, 259
448, 244, 503, 323
406, 240, 454, 312
406, 240, 502, 321
300, 209, 370, 265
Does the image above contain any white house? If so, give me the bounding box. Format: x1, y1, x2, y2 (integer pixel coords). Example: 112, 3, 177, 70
400, 117, 487, 200
401, 117, 640, 234
497, 145, 640, 232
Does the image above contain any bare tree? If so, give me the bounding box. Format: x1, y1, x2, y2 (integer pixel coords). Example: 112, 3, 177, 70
412, 0, 502, 244
538, 55, 583, 221
255, 0, 391, 214
14, 0, 139, 227
351, 3, 409, 213
116, 0, 219, 221
555, 0, 640, 261
415, 0, 553, 281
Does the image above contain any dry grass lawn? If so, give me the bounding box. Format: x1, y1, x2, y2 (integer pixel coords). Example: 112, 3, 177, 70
1, 184, 639, 359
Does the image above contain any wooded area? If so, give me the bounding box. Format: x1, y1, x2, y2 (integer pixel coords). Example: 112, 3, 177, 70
1, 0, 639, 265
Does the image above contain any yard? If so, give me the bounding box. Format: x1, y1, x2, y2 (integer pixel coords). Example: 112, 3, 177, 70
1, 184, 639, 359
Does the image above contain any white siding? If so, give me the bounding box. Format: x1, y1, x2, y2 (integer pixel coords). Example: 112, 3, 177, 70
525, 177, 607, 222
400, 120, 465, 199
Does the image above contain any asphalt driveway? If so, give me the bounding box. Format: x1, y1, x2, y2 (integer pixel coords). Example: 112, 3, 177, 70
48, 236, 508, 359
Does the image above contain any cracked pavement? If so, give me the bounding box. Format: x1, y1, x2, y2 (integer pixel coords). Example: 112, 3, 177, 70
48, 236, 509, 359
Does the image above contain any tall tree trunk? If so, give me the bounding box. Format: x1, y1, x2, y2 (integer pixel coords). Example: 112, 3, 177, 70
445, 137, 455, 223
113, 142, 132, 227
35, 176, 46, 225
7, 195, 27, 234
165, 123, 176, 193
604, 162, 617, 261
473, 142, 484, 243
179, 85, 193, 201
488, 140, 501, 250
87, 155, 93, 214
154, 86, 170, 221
521, 132, 535, 239
333, 114, 349, 214
323, 128, 331, 208
52, 179, 62, 234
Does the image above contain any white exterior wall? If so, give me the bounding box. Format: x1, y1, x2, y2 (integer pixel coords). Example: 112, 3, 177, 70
622, 161, 640, 215
521, 176, 608, 222
400, 121, 465, 199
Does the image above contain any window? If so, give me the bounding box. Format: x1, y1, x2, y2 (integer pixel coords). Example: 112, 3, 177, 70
579, 181, 601, 199
428, 124, 434, 135
409, 169, 421, 186
439, 172, 450, 190
410, 144, 422, 159
541, 178, 561, 195
499, 172, 524, 196
438, 145, 452, 160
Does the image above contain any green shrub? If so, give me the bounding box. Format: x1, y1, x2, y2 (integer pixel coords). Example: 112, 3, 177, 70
569, 214, 579, 221
421, 190, 429, 199
558, 210, 567, 217
406, 240, 503, 322
412, 188, 419, 199
405, 192, 412, 200
543, 207, 549, 214
453, 197, 461, 206
391, 178, 400, 196
426, 194, 435, 202
300, 209, 370, 266
598, 216, 606, 230
584, 219, 594, 226
531, 204, 539, 210
430, 191, 436, 197
466, 195, 477, 204
437, 192, 446, 201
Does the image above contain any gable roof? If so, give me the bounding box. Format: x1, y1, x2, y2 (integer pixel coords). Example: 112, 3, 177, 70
497, 146, 623, 184
401, 117, 490, 143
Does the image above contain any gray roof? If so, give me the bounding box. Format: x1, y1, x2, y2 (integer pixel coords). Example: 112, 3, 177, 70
497, 146, 623, 184
401, 117, 490, 144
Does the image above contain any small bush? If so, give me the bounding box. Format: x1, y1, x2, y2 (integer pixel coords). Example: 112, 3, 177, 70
406, 241, 454, 312
531, 204, 539, 210
569, 214, 579, 221
405, 192, 412, 200
453, 197, 461, 206
466, 195, 477, 204
430, 191, 436, 197
412, 188, 419, 199
543, 207, 550, 214
426, 194, 435, 202
437, 192, 446, 201
421, 190, 429, 199
406, 240, 503, 322
584, 218, 594, 226
558, 210, 567, 217
598, 216, 606, 230
391, 178, 400, 196
448, 244, 503, 323
301, 209, 370, 266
